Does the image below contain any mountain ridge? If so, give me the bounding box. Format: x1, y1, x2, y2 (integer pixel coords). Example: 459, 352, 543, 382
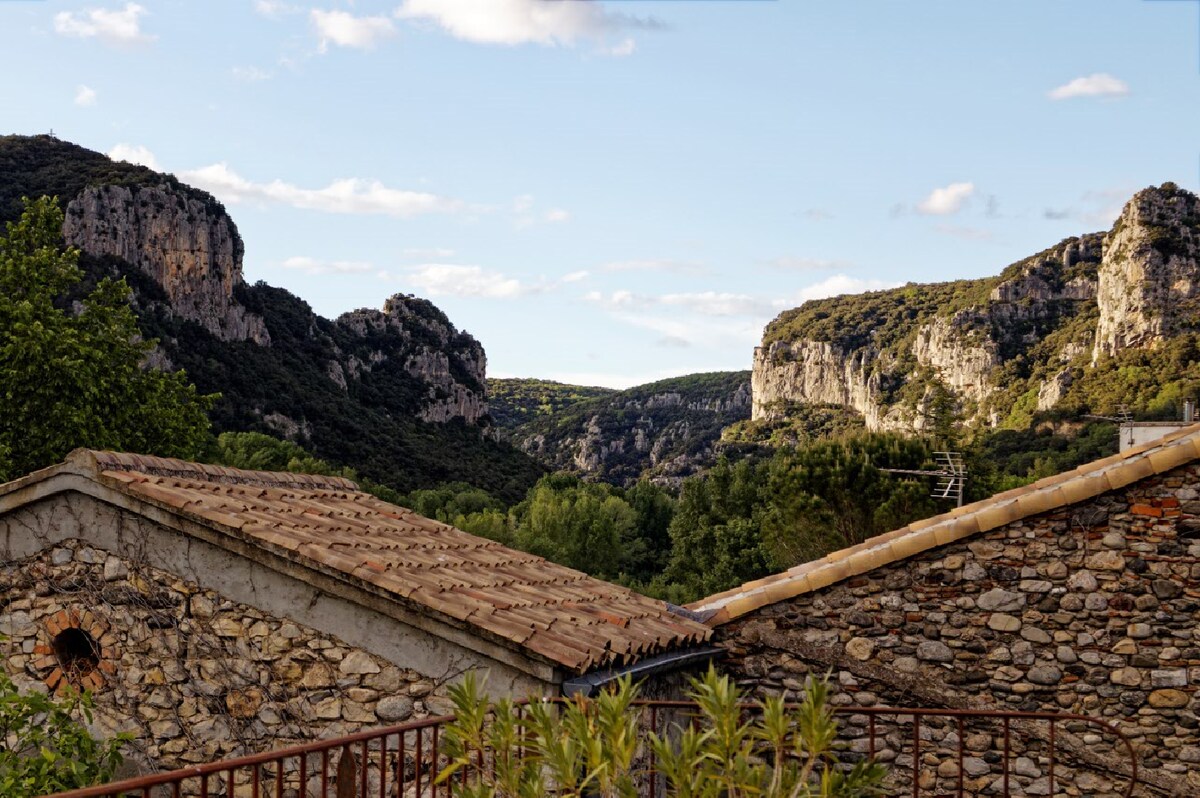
0, 134, 544, 501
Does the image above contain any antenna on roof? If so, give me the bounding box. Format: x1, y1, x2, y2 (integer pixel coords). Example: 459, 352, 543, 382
880, 451, 967, 507
1085, 404, 1134, 448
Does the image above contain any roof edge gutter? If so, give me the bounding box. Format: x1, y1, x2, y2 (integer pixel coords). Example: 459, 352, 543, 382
562, 645, 724, 697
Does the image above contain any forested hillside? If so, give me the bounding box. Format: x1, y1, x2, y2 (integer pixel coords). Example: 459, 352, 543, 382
498, 371, 751, 485
0, 135, 544, 501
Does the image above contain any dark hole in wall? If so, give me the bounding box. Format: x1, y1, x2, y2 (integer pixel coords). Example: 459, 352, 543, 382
53, 627, 101, 678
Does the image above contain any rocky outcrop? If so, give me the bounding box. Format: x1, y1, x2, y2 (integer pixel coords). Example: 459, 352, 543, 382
1094, 184, 1200, 360
63, 185, 269, 345
753, 185, 1196, 433
751, 341, 908, 430
331, 294, 489, 427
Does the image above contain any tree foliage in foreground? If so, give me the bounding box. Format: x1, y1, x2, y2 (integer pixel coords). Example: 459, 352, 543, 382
0, 664, 129, 795
0, 196, 213, 481
438, 666, 887, 798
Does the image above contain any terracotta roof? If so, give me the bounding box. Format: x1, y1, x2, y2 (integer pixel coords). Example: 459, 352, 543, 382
47, 450, 711, 673
688, 424, 1200, 625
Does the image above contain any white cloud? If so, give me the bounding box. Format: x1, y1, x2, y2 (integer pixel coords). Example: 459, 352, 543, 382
311, 9, 396, 52
1048, 73, 1130, 101
280, 256, 373, 275
178, 163, 464, 217
232, 66, 273, 82
54, 3, 153, 45
255, 0, 300, 17
562, 270, 590, 283
916, 182, 975, 216
396, 0, 659, 47
601, 258, 706, 274
791, 274, 899, 304
406, 264, 528, 298
107, 143, 159, 170
74, 85, 97, 107
802, 208, 833, 221
544, 208, 570, 223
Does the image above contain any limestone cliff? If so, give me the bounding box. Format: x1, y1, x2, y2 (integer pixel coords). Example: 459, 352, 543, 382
1093, 184, 1200, 359
63, 184, 270, 344
754, 183, 1199, 433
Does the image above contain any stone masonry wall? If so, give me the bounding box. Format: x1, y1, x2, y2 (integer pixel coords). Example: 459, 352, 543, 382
0, 539, 458, 780
717, 463, 1200, 797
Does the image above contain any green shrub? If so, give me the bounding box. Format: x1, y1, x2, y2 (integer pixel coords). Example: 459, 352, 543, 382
437, 666, 886, 798
0, 667, 130, 795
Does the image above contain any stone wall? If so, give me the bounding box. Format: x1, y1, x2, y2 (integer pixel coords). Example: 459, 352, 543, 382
715, 463, 1200, 796
1, 538, 454, 776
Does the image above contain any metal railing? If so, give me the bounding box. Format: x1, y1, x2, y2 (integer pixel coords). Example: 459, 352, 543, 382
40, 702, 1140, 798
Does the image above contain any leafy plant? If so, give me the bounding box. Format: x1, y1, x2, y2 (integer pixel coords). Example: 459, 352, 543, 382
0, 657, 130, 795
0, 196, 215, 480
436, 667, 886, 798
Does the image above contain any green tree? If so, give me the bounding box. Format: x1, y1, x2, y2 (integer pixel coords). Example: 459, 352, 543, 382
0, 665, 129, 795
661, 457, 772, 600
0, 196, 214, 480
510, 473, 640, 580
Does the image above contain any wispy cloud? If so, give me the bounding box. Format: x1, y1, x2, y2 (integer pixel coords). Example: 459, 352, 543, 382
1048, 73, 1129, 101
404, 263, 530, 298
396, 0, 662, 48
279, 256, 373, 275
54, 3, 154, 45
916, 182, 975, 215
311, 9, 396, 52
107, 143, 159, 170
255, 0, 301, 17
513, 195, 570, 227
179, 163, 465, 217
74, 85, 97, 107
801, 208, 833, 221
232, 66, 273, 82
562, 270, 590, 283
791, 274, 899, 303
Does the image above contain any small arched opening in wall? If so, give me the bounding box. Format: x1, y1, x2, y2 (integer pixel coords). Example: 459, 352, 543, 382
33, 608, 117, 694
53, 627, 101, 677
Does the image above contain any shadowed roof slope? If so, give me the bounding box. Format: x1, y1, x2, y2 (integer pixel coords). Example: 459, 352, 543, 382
688, 424, 1200, 625
21, 450, 711, 673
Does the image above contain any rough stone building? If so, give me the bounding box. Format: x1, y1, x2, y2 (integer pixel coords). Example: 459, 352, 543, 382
688, 426, 1200, 796
0, 450, 713, 773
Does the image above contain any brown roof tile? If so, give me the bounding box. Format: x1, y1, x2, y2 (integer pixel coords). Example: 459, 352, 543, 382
688, 424, 1200, 624
50, 449, 709, 673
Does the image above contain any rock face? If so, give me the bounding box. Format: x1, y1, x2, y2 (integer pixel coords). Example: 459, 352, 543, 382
63, 184, 269, 345
1093, 184, 1200, 360
332, 295, 489, 426
753, 184, 1198, 432
504, 373, 752, 485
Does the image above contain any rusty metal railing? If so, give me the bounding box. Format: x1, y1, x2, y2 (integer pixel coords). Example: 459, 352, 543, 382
39, 701, 1140, 798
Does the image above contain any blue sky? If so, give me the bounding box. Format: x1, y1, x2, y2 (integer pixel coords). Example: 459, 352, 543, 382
2, 0, 1199, 387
